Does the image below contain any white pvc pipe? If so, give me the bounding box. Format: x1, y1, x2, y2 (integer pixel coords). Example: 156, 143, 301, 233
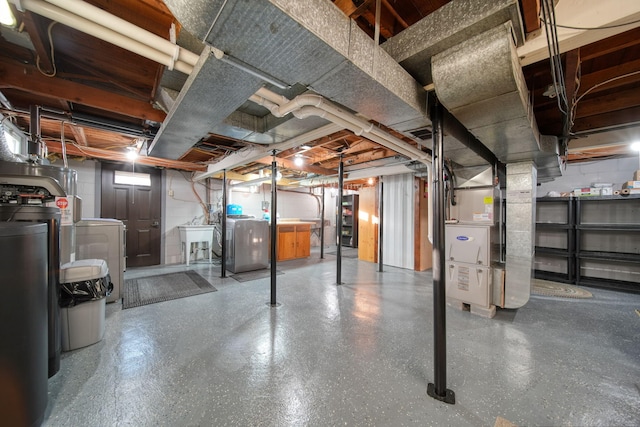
253, 88, 430, 162
43, 0, 199, 67
17, 0, 194, 74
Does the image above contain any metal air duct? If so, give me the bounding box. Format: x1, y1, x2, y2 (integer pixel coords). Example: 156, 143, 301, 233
156, 0, 429, 159
431, 22, 561, 180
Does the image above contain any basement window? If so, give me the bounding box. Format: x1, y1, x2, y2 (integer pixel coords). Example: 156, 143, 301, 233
114, 170, 151, 187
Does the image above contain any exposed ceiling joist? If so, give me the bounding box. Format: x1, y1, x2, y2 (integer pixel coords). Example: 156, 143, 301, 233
0, 59, 166, 122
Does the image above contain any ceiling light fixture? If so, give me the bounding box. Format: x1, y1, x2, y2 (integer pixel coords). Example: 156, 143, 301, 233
0, 0, 16, 27
126, 146, 138, 161
294, 154, 304, 167
631, 141, 640, 152
367, 177, 374, 185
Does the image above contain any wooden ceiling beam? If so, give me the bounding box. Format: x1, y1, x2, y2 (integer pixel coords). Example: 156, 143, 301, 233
565, 48, 581, 112
22, 11, 55, 75
45, 141, 205, 171
69, 124, 88, 146
321, 147, 395, 169
0, 59, 166, 123
254, 156, 336, 176
577, 58, 640, 96
573, 84, 640, 118
572, 105, 640, 133
579, 27, 640, 61
520, 0, 541, 34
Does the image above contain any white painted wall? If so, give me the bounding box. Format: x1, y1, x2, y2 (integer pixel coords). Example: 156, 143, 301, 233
65, 160, 338, 265
164, 170, 213, 265
67, 158, 99, 218
537, 157, 639, 197
229, 184, 337, 247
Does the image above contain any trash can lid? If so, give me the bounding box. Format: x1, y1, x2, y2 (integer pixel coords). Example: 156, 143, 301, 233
61, 259, 109, 282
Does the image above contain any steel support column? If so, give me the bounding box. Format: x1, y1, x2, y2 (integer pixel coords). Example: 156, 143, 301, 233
378, 176, 384, 272
427, 100, 455, 404
320, 185, 325, 259
336, 154, 344, 285
270, 152, 278, 306
220, 169, 227, 278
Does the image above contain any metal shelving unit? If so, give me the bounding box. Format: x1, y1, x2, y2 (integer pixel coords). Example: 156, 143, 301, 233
575, 196, 640, 293
341, 194, 358, 248
534, 197, 575, 283
534, 195, 640, 293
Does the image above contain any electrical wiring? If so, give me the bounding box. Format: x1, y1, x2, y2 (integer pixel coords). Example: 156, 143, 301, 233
36, 21, 57, 77
542, 18, 640, 30
574, 70, 640, 106
541, 0, 573, 154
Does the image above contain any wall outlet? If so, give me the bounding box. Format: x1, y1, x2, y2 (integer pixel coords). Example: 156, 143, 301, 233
168, 189, 174, 197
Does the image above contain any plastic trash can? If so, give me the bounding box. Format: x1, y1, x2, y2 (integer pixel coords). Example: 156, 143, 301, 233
59, 259, 112, 351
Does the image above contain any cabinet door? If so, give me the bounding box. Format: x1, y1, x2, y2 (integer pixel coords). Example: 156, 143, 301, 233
277, 226, 296, 261
296, 226, 311, 258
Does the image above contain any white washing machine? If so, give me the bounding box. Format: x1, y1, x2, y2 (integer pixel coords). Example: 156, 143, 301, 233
75, 218, 125, 303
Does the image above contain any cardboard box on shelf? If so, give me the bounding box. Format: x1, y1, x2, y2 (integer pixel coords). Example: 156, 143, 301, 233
633, 170, 640, 181
573, 187, 601, 197
622, 181, 640, 189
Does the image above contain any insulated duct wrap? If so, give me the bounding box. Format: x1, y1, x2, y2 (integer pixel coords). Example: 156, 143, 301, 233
504, 161, 536, 308
0, 123, 20, 162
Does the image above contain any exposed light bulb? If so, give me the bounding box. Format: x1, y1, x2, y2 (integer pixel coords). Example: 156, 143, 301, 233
367, 177, 374, 185
126, 146, 138, 160
631, 141, 640, 152
294, 155, 304, 166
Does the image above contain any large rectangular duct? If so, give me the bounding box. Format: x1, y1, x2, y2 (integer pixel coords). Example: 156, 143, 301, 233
431, 23, 562, 181
148, 46, 264, 159
382, 0, 525, 86
155, 0, 429, 159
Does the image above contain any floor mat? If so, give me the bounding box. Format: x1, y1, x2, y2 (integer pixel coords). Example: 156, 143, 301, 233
231, 269, 283, 282
123, 271, 217, 309
532, 279, 593, 299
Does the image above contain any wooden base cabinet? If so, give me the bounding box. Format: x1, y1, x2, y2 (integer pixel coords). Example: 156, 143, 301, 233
276, 223, 311, 261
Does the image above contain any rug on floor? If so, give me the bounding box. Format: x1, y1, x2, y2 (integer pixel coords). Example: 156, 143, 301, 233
532, 278, 593, 299
230, 269, 283, 282
123, 271, 217, 309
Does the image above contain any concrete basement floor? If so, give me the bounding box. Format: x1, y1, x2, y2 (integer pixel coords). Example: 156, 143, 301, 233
44, 249, 640, 426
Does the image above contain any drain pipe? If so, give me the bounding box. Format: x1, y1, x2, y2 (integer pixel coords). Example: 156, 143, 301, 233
17, 0, 195, 74
249, 89, 430, 163
42, 0, 198, 68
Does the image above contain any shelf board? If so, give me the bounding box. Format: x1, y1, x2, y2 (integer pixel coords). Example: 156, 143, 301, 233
535, 223, 572, 229
577, 277, 640, 294
577, 250, 640, 263
577, 224, 640, 231
535, 247, 572, 256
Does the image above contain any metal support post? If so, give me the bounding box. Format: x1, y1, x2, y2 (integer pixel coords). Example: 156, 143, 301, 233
427, 100, 455, 404
270, 151, 279, 306
320, 185, 325, 259
220, 169, 227, 278
336, 154, 344, 285
378, 176, 384, 272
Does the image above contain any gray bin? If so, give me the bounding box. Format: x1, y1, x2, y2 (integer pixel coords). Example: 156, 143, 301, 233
60, 259, 111, 351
